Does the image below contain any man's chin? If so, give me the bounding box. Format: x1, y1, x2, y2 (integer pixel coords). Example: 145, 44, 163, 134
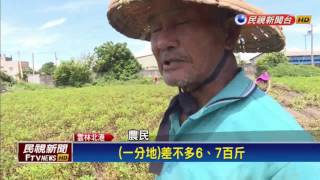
162, 78, 179, 87
163, 75, 202, 92
162, 72, 197, 88
163, 77, 189, 88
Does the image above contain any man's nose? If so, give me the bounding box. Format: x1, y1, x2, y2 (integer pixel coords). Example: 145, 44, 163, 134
154, 29, 178, 52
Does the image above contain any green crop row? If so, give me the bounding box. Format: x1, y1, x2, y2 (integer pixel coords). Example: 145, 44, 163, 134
1, 84, 176, 179
272, 76, 320, 109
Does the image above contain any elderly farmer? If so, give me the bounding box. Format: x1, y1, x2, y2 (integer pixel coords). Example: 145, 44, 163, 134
107, 0, 319, 179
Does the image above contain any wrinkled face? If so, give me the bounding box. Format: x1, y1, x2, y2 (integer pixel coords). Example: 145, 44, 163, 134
149, 1, 231, 89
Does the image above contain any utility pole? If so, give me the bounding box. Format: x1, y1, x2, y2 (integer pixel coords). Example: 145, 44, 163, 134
18, 51, 23, 80
54, 52, 58, 65
32, 53, 35, 76
304, 34, 307, 51
310, 24, 314, 66
303, 34, 307, 65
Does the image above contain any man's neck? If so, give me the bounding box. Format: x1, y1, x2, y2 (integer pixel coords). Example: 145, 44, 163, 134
179, 55, 239, 124
192, 55, 238, 107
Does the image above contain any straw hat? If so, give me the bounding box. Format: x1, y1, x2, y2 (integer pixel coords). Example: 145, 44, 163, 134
107, 0, 285, 53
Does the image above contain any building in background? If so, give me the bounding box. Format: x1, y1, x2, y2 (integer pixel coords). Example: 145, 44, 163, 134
249, 51, 320, 66
0, 54, 30, 80
286, 51, 320, 66
27, 74, 54, 86
136, 54, 160, 77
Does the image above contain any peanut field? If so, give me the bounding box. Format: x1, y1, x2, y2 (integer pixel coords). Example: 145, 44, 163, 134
1, 77, 319, 179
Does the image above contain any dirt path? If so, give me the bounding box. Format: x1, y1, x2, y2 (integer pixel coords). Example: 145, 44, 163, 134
270, 84, 320, 140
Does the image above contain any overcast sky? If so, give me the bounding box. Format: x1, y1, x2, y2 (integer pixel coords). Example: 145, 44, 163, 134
1, 0, 319, 69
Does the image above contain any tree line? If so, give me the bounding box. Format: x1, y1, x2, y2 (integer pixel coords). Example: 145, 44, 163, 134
39, 42, 142, 87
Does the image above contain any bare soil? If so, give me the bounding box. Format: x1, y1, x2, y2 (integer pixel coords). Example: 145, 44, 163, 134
270, 84, 320, 140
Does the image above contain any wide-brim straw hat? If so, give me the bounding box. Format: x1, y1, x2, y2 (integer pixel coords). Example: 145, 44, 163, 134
107, 0, 285, 53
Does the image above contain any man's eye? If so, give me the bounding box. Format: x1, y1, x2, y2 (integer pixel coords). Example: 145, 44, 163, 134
150, 25, 161, 33
151, 28, 161, 33
176, 20, 192, 26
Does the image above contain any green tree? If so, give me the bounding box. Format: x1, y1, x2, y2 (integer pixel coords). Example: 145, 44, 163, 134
53, 60, 91, 87
256, 52, 289, 75
22, 67, 33, 81
0, 70, 15, 84
40, 62, 56, 75
92, 42, 141, 80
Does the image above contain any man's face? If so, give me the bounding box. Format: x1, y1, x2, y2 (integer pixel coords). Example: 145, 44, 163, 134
149, 1, 228, 90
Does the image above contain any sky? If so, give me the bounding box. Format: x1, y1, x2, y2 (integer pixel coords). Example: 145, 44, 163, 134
1, 0, 319, 70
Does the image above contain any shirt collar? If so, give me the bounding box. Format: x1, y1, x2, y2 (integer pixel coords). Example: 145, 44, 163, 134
188, 69, 256, 120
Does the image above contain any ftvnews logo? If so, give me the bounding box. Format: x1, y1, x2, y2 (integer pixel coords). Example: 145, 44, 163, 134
235, 14, 312, 26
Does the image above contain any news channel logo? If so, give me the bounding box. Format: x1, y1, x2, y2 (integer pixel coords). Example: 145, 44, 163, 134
234, 14, 247, 26
234, 14, 312, 26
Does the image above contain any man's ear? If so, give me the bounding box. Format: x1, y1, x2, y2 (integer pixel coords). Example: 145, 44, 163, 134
223, 18, 241, 51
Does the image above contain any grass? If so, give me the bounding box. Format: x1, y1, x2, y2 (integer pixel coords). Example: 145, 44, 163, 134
271, 76, 320, 140
6, 82, 53, 92
272, 76, 320, 108
273, 76, 320, 94
1, 84, 176, 179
